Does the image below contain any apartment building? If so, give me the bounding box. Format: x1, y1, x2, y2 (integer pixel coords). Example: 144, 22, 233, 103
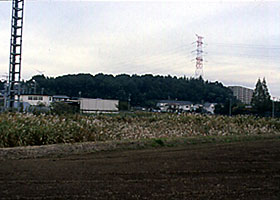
229, 86, 253, 105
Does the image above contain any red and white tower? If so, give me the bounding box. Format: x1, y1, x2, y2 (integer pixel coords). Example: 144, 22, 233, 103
195, 34, 204, 78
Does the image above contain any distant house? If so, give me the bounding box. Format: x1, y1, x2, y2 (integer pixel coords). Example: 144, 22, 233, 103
203, 102, 217, 114
18, 94, 53, 111
156, 100, 193, 112
192, 104, 203, 111
20, 94, 53, 107
52, 95, 70, 102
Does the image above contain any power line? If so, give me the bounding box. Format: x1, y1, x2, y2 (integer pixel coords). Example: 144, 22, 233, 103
0, 0, 98, 1
102, 44, 193, 67
209, 42, 280, 50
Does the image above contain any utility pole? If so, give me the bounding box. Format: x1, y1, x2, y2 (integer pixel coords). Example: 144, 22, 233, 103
128, 93, 131, 111
194, 34, 204, 78
272, 97, 277, 118
272, 99, 275, 118
6, 0, 24, 110
229, 98, 232, 116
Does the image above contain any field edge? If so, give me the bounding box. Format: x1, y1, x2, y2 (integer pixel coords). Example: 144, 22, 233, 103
0, 134, 279, 160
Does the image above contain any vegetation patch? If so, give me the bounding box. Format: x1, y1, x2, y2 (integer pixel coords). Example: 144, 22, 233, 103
0, 112, 280, 148
152, 138, 165, 147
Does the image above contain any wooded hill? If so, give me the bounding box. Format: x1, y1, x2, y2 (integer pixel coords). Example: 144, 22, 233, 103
21, 73, 234, 107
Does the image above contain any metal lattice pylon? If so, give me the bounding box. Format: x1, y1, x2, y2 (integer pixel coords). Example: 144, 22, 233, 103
6, 0, 24, 109
195, 34, 204, 78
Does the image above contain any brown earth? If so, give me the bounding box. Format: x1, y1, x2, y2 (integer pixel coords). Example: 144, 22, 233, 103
0, 139, 280, 200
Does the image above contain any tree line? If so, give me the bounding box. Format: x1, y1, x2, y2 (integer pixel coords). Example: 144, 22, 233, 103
1, 74, 278, 116
19, 73, 234, 107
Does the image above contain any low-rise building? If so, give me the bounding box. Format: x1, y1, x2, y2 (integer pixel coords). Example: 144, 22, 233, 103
157, 100, 217, 114
156, 100, 193, 112
20, 94, 53, 107
52, 95, 70, 102
203, 102, 217, 114
79, 98, 119, 113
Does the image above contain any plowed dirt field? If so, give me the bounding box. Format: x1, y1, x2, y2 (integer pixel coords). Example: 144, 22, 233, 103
1, 139, 280, 199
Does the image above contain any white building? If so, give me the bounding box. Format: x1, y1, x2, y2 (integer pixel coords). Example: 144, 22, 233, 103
79, 98, 119, 113
20, 95, 53, 107
229, 86, 253, 105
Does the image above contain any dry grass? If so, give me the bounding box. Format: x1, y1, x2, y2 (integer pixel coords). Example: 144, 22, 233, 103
0, 112, 280, 148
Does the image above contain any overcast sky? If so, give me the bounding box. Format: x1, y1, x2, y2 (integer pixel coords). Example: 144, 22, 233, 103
0, 0, 280, 97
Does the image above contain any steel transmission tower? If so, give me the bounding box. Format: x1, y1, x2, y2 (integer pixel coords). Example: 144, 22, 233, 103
195, 34, 204, 78
6, 0, 24, 109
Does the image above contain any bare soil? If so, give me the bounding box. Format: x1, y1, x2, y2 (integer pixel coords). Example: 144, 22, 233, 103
0, 139, 280, 199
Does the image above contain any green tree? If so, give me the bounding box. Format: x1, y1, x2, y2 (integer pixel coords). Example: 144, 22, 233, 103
26, 73, 234, 107
251, 78, 271, 115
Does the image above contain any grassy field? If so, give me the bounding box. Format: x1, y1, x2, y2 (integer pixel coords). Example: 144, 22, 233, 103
1, 112, 280, 148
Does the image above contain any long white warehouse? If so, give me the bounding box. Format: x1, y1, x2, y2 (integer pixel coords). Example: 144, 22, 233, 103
79, 98, 119, 113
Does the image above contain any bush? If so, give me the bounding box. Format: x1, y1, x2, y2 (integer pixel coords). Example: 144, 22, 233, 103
50, 102, 79, 115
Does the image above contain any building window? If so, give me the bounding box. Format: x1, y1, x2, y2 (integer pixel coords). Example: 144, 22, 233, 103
39, 97, 43, 101
28, 96, 32, 100
34, 96, 38, 100
49, 97, 52, 101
